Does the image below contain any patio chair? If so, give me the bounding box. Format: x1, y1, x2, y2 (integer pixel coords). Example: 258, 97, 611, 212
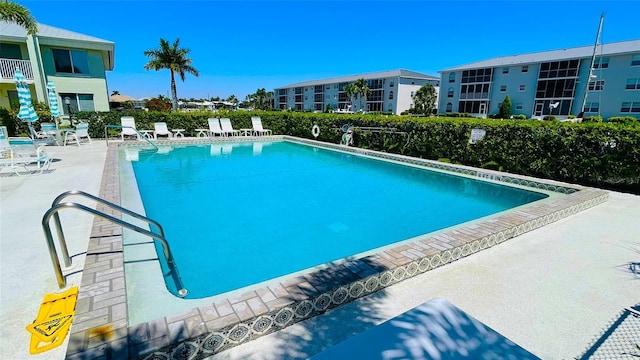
63, 123, 92, 146
251, 116, 272, 136
219, 118, 240, 137
121, 116, 140, 140
0, 137, 51, 175
154, 122, 173, 140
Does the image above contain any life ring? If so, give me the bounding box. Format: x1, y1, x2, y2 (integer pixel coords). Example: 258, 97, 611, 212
311, 124, 320, 138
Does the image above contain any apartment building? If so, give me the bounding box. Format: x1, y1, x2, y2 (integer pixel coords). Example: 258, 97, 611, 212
0, 21, 115, 114
438, 40, 640, 119
274, 69, 439, 115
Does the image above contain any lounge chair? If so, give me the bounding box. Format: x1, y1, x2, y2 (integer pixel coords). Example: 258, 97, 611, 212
251, 116, 272, 136
219, 118, 240, 137
120, 116, 139, 140
0, 137, 51, 175
63, 123, 92, 146
154, 122, 173, 139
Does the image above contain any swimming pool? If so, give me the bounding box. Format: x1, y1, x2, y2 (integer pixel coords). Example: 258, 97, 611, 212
126, 140, 547, 299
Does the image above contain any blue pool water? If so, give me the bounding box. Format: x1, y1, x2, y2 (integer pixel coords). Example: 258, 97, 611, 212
127, 141, 547, 299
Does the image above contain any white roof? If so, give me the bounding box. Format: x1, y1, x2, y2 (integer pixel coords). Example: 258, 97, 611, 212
277, 69, 438, 89
440, 39, 640, 72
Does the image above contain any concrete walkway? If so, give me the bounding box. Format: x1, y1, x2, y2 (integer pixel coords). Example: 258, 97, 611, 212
0, 140, 638, 359
208, 191, 640, 359
0, 141, 107, 360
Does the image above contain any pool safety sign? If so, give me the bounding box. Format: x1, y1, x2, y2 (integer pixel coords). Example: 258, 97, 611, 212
469, 128, 486, 144
25, 286, 78, 354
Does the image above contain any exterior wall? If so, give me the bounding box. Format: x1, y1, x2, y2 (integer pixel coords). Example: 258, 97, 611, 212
585, 52, 640, 119
490, 64, 540, 117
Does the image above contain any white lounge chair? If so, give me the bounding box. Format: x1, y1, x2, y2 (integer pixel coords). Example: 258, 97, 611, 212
0, 137, 51, 175
121, 116, 140, 140
219, 118, 240, 137
251, 116, 272, 136
207, 118, 225, 137
64, 123, 92, 146
154, 122, 173, 139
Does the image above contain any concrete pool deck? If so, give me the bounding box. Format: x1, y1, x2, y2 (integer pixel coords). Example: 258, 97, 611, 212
0, 138, 638, 359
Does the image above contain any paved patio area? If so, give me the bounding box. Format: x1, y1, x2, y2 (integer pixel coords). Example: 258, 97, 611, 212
0, 139, 638, 359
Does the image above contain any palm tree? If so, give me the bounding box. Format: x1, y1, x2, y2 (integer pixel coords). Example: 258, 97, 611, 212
413, 84, 437, 115
249, 88, 270, 110
345, 78, 370, 112
144, 38, 199, 111
0, 0, 38, 35
226, 94, 238, 104
111, 90, 120, 96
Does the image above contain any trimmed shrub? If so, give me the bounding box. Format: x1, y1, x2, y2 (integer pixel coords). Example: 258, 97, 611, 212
583, 115, 603, 122
607, 116, 637, 124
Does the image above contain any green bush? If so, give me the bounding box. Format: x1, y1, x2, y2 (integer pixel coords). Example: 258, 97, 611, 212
583, 115, 603, 122
542, 115, 557, 121
607, 116, 637, 124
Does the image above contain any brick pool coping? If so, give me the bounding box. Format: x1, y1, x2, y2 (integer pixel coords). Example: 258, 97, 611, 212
65, 136, 608, 359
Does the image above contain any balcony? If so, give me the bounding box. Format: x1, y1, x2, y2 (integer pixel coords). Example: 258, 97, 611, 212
0, 59, 34, 82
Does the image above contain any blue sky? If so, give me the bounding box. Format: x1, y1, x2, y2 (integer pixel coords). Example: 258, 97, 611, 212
19, 0, 640, 100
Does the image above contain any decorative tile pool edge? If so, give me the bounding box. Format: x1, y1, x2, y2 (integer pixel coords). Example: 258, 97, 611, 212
65, 137, 609, 360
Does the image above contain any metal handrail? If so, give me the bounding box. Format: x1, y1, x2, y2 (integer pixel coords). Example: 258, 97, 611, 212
104, 124, 158, 150
43, 190, 187, 297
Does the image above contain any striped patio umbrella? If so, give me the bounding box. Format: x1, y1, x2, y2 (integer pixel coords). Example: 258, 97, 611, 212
13, 68, 39, 124
47, 80, 61, 120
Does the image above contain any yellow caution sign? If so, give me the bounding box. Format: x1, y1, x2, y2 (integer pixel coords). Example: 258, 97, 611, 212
26, 286, 78, 354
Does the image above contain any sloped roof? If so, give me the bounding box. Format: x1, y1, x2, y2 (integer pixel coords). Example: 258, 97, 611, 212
278, 69, 439, 88
0, 21, 113, 44
440, 39, 640, 72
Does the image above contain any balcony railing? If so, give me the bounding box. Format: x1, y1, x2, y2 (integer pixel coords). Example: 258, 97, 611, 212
0, 59, 34, 81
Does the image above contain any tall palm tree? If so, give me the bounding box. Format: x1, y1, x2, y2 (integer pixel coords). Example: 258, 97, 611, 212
251, 88, 269, 110
345, 78, 370, 112
0, 0, 38, 35
111, 90, 120, 96
144, 38, 199, 111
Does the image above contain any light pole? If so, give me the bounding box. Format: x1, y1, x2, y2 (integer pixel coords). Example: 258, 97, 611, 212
65, 97, 72, 125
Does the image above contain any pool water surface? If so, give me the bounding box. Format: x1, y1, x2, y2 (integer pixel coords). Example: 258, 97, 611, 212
128, 141, 547, 298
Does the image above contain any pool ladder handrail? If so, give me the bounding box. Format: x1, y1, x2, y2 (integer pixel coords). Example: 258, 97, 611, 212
42, 190, 187, 297
104, 124, 158, 150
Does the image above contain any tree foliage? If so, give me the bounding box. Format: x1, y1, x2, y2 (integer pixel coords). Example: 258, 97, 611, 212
345, 78, 370, 112
499, 95, 512, 118
413, 84, 437, 115
143, 38, 199, 111
145, 97, 172, 112
0, 0, 38, 35
246, 88, 273, 110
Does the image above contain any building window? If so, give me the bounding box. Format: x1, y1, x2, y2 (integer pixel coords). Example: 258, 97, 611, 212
304, 96, 308, 100
500, 85, 506, 92
621, 102, 640, 113
325, 94, 330, 99
594, 57, 609, 69
515, 103, 523, 110
446, 102, 452, 112
626, 78, 640, 90
0, 43, 21, 59
52, 49, 89, 75
588, 80, 605, 91
411, 91, 414, 97
449, 73, 455, 83
519, 84, 526, 91
585, 102, 599, 113
60, 93, 95, 113
502, 67, 509, 74
631, 54, 640, 66
388, 91, 394, 100
390, 81, 394, 87
522, 65, 528, 73
447, 88, 453, 97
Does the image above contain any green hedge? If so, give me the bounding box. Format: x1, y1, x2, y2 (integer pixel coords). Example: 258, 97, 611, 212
55, 110, 640, 192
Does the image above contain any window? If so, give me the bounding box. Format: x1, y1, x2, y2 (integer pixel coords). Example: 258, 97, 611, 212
304, 96, 308, 100
500, 85, 506, 92
0, 43, 21, 59
446, 102, 452, 112
411, 91, 414, 97
390, 81, 394, 87
585, 102, 599, 113
621, 102, 640, 113
60, 93, 94, 113
588, 80, 605, 91
502, 67, 509, 74
522, 65, 528, 73
631, 54, 640, 66
449, 73, 455, 83
515, 103, 523, 110
594, 57, 609, 69
626, 78, 640, 90
388, 91, 394, 100
519, 84, 526, 91
52, 49, 89, 74
447, 88, 453, 97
